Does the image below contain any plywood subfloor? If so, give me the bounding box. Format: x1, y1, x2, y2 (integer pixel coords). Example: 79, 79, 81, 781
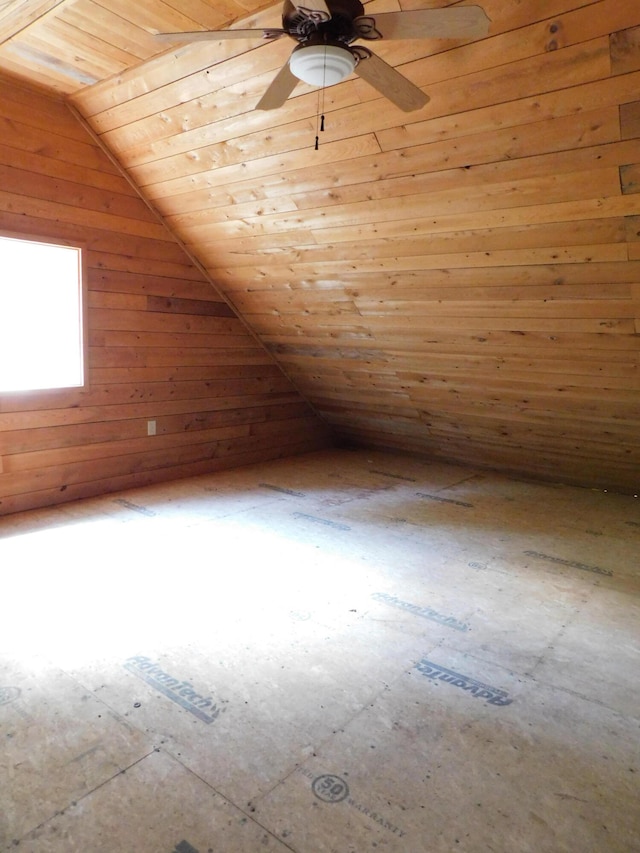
1, 449, 638, 852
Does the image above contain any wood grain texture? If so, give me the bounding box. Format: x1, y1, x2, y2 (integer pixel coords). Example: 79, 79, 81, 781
0, 80, 328, 515
1, 0, 639, 493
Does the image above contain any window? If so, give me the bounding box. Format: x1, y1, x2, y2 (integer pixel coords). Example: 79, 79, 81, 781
0, 233, 86, 393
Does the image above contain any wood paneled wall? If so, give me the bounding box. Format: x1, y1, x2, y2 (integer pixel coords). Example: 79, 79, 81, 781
0, 79, 329, 516
68, 0, 640, 494
0, 0, 637, 495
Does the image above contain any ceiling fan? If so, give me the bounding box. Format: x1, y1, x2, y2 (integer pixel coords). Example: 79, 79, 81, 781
156, 1, 490, 112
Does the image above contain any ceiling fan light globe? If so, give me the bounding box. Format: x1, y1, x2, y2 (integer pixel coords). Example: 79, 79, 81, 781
289, 44, 355, 86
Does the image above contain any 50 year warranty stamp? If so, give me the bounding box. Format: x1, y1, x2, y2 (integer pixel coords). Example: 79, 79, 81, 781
312, 774, 350, 803
298, 768, 406, 838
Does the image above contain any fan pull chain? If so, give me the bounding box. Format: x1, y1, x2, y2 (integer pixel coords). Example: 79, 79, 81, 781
315, 111, 325, 149
315, 79, 321, 149
315, 45, 328, 150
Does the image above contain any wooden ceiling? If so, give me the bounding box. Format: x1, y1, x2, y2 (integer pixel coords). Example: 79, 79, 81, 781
1, 0, 639, 492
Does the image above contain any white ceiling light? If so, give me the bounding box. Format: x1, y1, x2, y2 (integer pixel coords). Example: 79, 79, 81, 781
289, 43, 356, 87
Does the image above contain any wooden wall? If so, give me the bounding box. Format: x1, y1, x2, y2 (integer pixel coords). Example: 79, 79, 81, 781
0, 78, 329, 516
68, 0, 640, 494
0, 0, 638, 495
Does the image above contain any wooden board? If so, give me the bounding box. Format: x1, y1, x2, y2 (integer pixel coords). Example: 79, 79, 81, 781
1, 0, 640, 492
0, 81, 329, 515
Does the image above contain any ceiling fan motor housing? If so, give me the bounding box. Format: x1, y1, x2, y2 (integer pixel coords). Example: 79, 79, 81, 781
282, 0, 365, 43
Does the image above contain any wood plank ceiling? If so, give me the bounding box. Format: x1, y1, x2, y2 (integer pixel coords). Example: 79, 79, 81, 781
1, 0, 639, 492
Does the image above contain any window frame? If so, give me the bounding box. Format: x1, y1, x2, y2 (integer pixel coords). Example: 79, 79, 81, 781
0, 228, 89, 398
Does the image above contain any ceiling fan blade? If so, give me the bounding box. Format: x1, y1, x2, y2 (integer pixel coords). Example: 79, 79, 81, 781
355, 6, 490, 41
154, 28, 285, 42
354, 50, 429, 112
255, 61, 299, 110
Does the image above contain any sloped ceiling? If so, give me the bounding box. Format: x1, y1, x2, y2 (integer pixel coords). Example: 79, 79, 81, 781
1, 0, 639, 492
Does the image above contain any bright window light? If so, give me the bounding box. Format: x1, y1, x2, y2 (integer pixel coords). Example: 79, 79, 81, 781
0, 234, 85, 393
